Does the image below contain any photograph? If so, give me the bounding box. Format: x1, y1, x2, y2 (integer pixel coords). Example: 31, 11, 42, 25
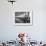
15, 12, 30, 23
15, 11, 32, 26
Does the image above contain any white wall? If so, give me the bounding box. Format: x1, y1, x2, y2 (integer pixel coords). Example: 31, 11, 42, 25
0, 0, 46, 41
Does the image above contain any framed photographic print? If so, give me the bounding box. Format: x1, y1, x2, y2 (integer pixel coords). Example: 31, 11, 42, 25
15, 10, 33, 26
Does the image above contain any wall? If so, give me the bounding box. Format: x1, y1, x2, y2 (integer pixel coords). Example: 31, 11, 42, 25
0, 0, 46, 41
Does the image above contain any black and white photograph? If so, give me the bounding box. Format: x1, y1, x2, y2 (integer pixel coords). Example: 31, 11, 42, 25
15, 12, 30, 23
15, 11, 32, 26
